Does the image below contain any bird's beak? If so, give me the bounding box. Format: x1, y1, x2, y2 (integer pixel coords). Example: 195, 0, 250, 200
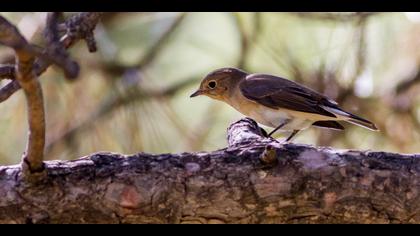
190, 89, 203, 98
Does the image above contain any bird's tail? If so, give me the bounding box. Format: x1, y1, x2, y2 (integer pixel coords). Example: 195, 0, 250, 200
347, 115, 378, 131
320, 106, 378, 131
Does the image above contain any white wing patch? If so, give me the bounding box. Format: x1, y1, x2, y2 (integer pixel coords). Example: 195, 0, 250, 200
327, 98, 338, 105
320, 105, 350, 119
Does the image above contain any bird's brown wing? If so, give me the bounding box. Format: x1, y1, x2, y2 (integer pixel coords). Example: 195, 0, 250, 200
239, 74, 337, 118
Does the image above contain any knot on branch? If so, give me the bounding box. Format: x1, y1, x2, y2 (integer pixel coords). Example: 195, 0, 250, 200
21, 157, 47, 184
259, 145, 278, 165
65, 12, 102, 52
44, 12, 79, 79
227, 117, 272, 147
225, 118, 284, 162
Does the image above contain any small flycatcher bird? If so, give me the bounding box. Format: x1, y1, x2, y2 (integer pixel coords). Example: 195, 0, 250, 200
190, 67, 378, 141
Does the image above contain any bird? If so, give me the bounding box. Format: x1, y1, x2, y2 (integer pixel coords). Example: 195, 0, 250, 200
190, 67, 378, 142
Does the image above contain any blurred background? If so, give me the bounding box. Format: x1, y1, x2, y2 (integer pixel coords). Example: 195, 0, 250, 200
1, 12, 420, 165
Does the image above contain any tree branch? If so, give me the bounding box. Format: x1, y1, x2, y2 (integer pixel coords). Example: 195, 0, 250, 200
100, 12, 186, 75
44, 13, 188, 156
0, 12, 102, 180
232, 13, 262, 69
15, 50, 46, 173
0, 118, 419, 223
0, 12, 102, 103
0, 15, 46, 173
44, 12, 79, 79
0, 64, 14, 80
395, 68, 420, 95
45, 77, 198, 156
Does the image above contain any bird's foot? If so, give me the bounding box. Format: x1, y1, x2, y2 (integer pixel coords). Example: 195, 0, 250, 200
265, 135, 283, 144
260, 127, 293, 145
259, 127, 269, 137
268, 136, 294, 145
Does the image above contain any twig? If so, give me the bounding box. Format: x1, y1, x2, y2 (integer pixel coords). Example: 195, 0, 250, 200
0, 12, 102, 103
45, 13, 188, 156
0, 15, 45, 172
0, 64, 14, 80
44, 12, 79, 79
0, 12, 103, 178
233, 13, 249, 69
45, 77, 197, 156
395, 69, 420, 95
15, 50, 46, 173
138, 13, 186, 68
101, 12, 187, 75
336, 16, 369, 103
233, 13, 262, 69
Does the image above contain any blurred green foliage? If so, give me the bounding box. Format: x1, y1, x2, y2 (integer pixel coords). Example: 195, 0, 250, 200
1, 12, 420, 165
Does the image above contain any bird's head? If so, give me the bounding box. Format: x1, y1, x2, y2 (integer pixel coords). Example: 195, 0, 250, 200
190, 67, 248, 101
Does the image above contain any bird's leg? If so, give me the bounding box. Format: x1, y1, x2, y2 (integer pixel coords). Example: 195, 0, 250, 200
268, 120, 289, 137
285, 130, 300, 142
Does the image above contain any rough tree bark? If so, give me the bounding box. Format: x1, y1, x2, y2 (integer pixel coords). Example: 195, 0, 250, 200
0, 118, 419, 224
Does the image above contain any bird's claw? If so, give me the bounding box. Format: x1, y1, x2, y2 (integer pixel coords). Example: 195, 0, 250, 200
259, 127, 269, 137
268, 136, 292, 145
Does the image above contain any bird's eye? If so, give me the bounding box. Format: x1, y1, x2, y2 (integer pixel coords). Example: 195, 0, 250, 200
208, 81, 217, 89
